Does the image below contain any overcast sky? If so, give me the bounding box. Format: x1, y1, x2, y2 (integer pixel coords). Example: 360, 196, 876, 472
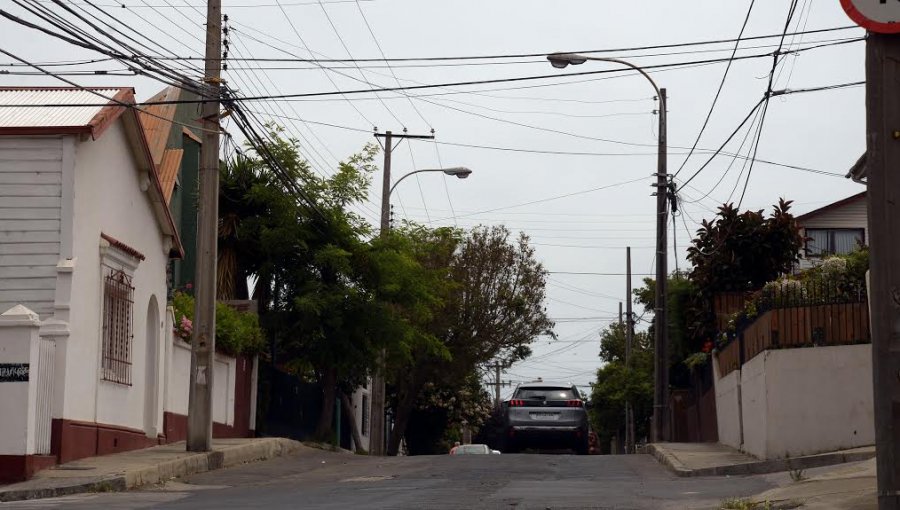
1, 0, 868, 398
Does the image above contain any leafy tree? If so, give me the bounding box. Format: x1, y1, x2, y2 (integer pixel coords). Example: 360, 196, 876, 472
385, 226, 554, 455
686, 199, 804, 293
589, 322, 653, 450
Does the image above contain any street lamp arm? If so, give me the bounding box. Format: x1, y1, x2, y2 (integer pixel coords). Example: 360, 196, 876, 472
547, 53, 661, 99
389, 169, 443, 197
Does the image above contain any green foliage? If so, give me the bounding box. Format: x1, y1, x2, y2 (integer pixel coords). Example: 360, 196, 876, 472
589, 323, 653, 448
687, 199, 804, 294
170, 291, 265, 356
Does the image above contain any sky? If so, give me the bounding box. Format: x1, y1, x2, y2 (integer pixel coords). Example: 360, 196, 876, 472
0, 0, 869, 399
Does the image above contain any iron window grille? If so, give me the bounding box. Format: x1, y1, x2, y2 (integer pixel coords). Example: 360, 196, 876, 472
101, 268, 134, 385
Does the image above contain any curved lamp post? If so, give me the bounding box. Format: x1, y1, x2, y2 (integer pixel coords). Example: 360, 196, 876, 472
547, 52, 670, 445
371, 165, 473, 456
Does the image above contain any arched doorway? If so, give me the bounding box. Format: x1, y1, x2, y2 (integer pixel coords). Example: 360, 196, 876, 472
144, 295, 160, 437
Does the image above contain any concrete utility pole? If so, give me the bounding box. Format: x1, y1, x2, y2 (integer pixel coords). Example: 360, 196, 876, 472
187, 0, 222, 452
546, 54, 669, 444
625, 246, 635, 454
652, 89, 670, 444
494, 363, 502, 405
865, 33, 900, 510
370, 129, 436, 456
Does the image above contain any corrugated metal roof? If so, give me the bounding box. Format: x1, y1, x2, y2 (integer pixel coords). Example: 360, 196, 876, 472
158, 148, 183, 204
0, 88, 122, 128
140, 86, 180, 166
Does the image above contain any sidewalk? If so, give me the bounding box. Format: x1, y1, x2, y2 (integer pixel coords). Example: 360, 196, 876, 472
648, 442, 876, 478
0, 437, 302, 503
748, 458, 876, 510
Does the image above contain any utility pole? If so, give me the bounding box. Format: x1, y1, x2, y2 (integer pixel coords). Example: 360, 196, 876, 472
187, 0, 222, 453
652, 88, 670, 444
865, 33, 900, 510
494, 363, 502, 405
371, 129, 435, 456
625, 246, 635, 454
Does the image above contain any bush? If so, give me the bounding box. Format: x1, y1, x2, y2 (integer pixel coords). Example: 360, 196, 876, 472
171, 291, 266, 356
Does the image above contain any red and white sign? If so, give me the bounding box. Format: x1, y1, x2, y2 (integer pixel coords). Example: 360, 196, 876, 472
841, 0, 900, 33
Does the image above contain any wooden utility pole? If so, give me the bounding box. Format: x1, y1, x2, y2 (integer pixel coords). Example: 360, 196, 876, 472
494, 363, 502, 406
865, 32, 900, 510
625, 246, 635, 454
371, 129, 435, 456
652, 88, 670, 443
187, 0, 222, 452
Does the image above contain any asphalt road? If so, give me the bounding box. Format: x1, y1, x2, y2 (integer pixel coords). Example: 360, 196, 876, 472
0, 449, 780, 510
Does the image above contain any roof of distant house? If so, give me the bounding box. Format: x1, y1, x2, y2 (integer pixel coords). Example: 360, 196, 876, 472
0, 87, 132, 138
795, 191, 866, 223
139, 86, 180, 166
158, 148, 183, 204
0, 86, 184, 259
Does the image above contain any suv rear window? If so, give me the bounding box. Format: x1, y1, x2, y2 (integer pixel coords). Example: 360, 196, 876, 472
514, 387, 576, 400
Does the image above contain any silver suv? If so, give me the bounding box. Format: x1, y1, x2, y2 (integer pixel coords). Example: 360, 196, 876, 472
503, 382, 590, 454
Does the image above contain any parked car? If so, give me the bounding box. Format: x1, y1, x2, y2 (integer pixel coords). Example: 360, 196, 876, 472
450, 444, 493, 455
503, 382, 591, 454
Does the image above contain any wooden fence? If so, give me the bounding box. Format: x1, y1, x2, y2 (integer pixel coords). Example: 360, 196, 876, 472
716, 282, 869, 378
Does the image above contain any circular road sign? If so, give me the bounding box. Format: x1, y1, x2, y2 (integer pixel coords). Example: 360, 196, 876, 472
841, 0, 900, 33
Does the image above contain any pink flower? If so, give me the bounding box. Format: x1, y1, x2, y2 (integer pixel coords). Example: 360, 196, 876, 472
185, 283, 193, 290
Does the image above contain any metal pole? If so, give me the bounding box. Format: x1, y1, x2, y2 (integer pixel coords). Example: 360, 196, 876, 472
495, 363, 502, 406
187, 0, 221, 453
865, 33, 900, 510
652, 88, 670, 443
369, 130, 392, 457
626, 246, 635, 453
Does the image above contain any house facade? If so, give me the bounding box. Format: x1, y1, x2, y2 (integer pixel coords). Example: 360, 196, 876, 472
795, 191, 867, 269
0, 87, 256, 483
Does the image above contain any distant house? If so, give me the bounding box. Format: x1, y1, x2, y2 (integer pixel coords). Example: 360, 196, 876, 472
795, 191, 867, 269
138, 86, 203, 292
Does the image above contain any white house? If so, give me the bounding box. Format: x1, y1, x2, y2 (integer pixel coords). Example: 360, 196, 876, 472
0, 87, 256, 483
795, 191, 867, 270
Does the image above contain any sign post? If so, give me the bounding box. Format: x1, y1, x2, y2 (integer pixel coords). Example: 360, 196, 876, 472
842, 1, 900, 508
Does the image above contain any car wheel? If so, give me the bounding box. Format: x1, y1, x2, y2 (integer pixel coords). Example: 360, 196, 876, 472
575, 440, 590, 455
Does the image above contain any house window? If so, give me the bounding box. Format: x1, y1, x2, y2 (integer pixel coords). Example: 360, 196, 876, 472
361, 394, 370, 437
102, 268, 134, 385
806, 228, 865, 257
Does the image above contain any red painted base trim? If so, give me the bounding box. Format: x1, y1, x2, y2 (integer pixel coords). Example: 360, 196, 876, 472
0, 455, 57, 483
51, 419, 162, 465
163, 412, 252, 443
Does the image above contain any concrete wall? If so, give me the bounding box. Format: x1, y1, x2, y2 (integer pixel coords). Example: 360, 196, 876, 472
713, 362, 742, 451
0, 306, 41, 456
165, 337, 236, 428
351, 382, 371, 452
714, 344, 874, 460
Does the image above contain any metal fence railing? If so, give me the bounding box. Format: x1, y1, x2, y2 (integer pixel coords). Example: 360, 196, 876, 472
716, 281, 869, 378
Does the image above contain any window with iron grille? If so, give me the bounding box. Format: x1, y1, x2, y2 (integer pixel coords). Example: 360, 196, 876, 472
361, 394, 370, 437
102, 268, 134, 385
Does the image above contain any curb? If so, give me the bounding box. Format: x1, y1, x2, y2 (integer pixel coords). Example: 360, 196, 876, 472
0, 438, 302, 503
647, 444, 876, 478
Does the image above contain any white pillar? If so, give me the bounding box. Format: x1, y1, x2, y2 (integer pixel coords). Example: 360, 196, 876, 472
0, 305, 42, 458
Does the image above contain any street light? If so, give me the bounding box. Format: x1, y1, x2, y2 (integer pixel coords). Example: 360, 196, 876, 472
547, 52, 670, 445
371, 165, 474, 456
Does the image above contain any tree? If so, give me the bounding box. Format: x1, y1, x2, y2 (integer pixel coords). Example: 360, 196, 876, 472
385, 226, 554, 455
686, 199, 804, 293
589, 322, 653, 450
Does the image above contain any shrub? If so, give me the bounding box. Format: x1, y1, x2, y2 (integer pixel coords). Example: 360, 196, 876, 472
170, 291, 266, 356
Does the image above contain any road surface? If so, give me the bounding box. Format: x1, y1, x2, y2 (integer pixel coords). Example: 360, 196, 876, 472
0, 448, 781, 510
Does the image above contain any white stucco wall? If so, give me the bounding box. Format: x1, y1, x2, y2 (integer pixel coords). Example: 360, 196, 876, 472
165, 338, 236, 427
762, 344, 873, 459
713, 362, 742, 451
720, 344, 875, 460
351, 382, 371, 452
738, 352, 767, 459
0, 306, 41, 456
60, 122, 169, 436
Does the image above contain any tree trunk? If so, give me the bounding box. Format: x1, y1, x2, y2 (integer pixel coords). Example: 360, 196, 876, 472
340, 391, 365, 453
387, 375, 422, 456
315, 367, 338, 440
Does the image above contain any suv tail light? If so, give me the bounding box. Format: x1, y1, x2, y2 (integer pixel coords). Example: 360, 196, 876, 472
566, 399, 583, 408
509, 399, 526, 407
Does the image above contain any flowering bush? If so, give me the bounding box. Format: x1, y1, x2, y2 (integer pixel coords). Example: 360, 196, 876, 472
170, 291, 265, 356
